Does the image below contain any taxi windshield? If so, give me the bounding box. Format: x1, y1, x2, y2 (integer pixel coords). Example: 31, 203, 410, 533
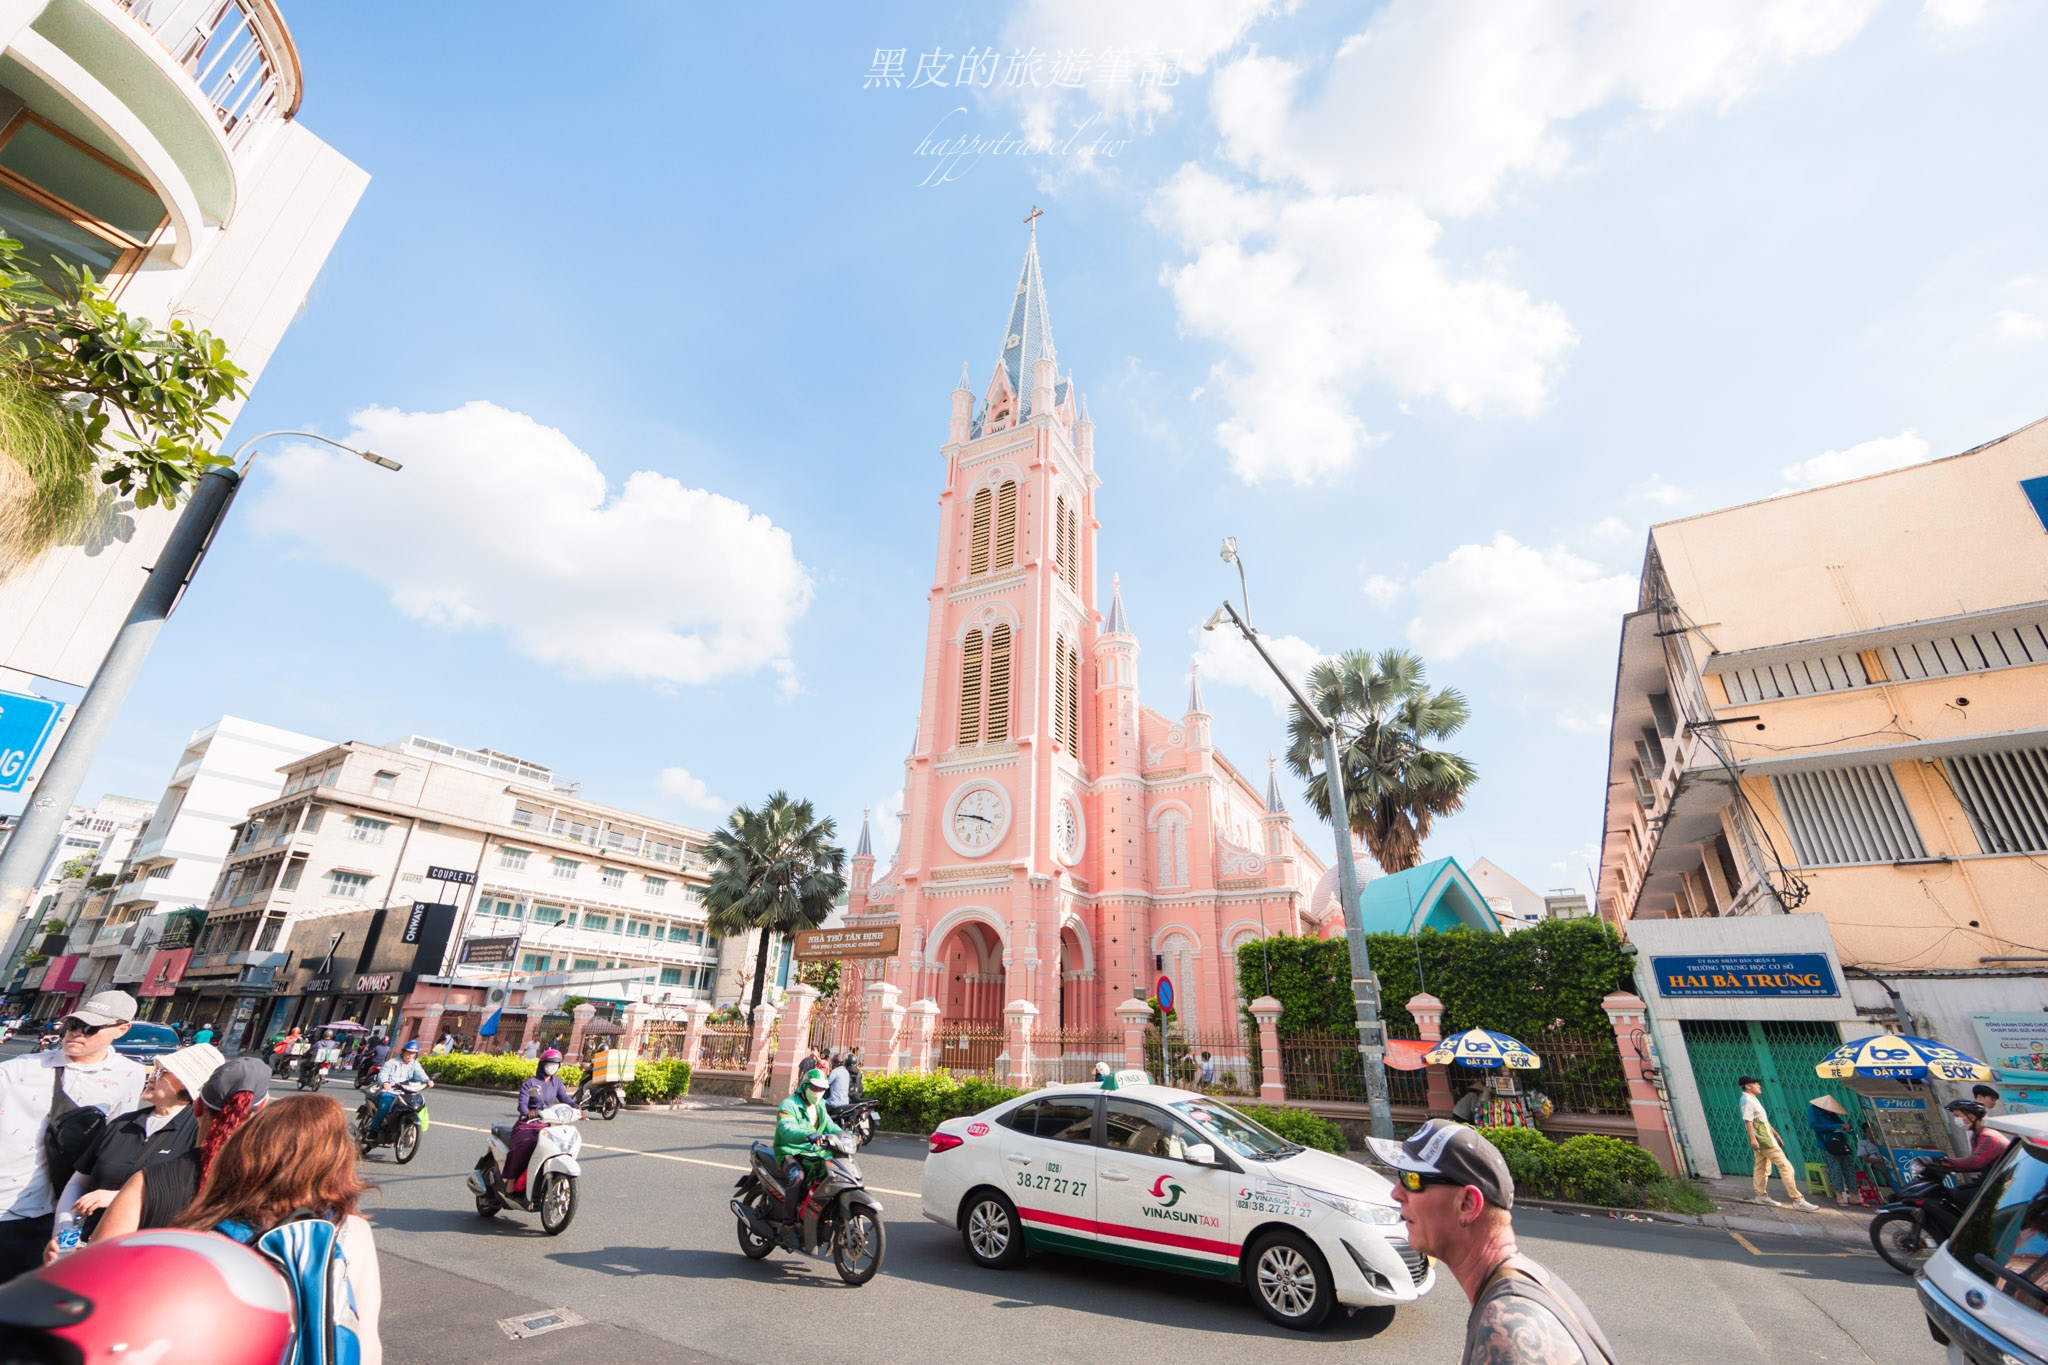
1171, 1099, 1300, 1160
1948, 1136, 2048, 1315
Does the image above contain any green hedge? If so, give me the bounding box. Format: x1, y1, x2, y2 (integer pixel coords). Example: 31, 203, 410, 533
420, 1052, 694, 1103
1235, 918, 1632, 1038
1239, 1104, 1345, 1155
1476, 1126, 1705, 1212
863, 1071, 1023, 1133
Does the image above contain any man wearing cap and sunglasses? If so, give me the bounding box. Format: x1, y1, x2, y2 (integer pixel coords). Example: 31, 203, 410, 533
0, 990, 146, 1280
1373, 1119, 1616, 1365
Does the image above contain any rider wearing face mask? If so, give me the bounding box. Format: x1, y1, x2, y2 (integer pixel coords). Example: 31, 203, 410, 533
772, 1068, 842, 1247
506, 1049, 576, 1193
1944, 1098, 2013, 1174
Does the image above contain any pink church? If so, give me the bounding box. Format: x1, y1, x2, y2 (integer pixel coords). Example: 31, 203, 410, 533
844, 230, 1331, 1040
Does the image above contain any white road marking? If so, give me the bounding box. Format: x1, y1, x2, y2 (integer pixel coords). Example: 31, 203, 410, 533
432, 1120, 921, 1199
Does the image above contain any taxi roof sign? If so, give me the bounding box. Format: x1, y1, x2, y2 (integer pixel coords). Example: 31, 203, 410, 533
1110, 1069, 1150, 1089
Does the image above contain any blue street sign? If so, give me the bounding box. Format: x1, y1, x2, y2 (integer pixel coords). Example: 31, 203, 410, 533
1155, 975, 1174, 1013
1650, 952, 1839, 998
0, 690, 63, 794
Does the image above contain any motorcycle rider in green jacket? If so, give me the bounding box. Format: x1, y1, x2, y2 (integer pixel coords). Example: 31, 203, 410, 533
773, 1068, 842, 1243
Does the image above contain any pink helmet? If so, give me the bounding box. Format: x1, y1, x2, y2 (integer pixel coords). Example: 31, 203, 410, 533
0, 1230, 292, 1365
539, 1048, 563, 1063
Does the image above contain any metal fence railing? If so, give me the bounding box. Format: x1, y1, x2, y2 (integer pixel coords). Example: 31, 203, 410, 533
1146, 1027, 1256, 1094
697, 1026, 752, 1070
1278, 1030, 1430, 1108
1033, 1027, 1121, 1084
1524, 1028, 1630, 1116
932, 1021, 1006, 1081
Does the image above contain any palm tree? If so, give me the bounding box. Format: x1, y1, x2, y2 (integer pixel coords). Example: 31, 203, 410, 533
1284, 649, 1477, 875
700, 792, 847, 1020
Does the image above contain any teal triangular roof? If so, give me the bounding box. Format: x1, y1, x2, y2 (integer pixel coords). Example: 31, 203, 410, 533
1356, 856, 1503, 935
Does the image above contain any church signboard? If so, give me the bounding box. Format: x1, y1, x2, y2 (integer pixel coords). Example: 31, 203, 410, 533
794, 925, 899, 961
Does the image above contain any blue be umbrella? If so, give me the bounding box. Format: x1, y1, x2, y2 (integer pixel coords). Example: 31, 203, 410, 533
1815, 1034, 1991, 1082
1423, 1027, 1541, 1070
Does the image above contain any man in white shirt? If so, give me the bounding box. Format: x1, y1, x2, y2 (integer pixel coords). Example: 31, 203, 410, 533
826, 1054, 852, 1107
0, 990, 145, 1279
1739, 1076, 1819, 1211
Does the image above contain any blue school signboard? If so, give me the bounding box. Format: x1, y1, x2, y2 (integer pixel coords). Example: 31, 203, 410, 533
1651, 952, 1839, 998
0, 690, 63, 793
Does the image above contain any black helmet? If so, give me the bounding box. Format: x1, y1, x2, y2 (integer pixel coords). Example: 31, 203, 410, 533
1946, 1098, 1987, 1119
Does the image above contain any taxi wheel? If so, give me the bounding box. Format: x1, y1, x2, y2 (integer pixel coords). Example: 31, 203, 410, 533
1248, 1231, 1335, 1331
961, 1189, 1026, 1269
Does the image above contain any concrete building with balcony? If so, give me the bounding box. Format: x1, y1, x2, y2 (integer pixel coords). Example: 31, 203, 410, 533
167, 735, 725, 1051
1596, 417, 2048, 1180
0, 0, 367, 745
0, 792, 151, 1006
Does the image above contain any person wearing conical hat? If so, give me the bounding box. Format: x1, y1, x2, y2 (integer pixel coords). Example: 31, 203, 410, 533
1807, 1094, 1855, 1206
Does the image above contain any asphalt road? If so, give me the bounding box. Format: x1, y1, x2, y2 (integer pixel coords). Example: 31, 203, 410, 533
338, 1088, 1936, 1365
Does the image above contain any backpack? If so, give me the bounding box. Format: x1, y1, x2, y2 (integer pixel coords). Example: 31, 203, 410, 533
43, 1067, 108, 1197
218, 1211, 365, 1365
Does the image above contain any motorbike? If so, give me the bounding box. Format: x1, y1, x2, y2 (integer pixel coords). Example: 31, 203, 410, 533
355, 1079, 430, 1163
468, 1102, 583, 1235
1870, 1157, 1982, 1274
828, 1100, 879, 1148
730, 1131, 885, 1285
296, 1049, 334, 1091
573, 1074, 626, 1122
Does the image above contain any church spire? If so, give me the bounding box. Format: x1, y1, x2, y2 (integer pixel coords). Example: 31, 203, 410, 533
1002, 222, 1057, 419
856, 804, 873, 857
1266, 754, 1287, 814
1105, 574, 1130, 636
1187, 657, 1207, 714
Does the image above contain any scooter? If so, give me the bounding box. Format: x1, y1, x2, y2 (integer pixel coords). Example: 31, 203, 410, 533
354, 1079, 430, 1163
296, 1049, 332, 1091
828, 1100, 879, 1148
1870, 1157, 1982, 1274
573, 1074, 626, 1121
468, 1103, 583, 1235
730, 1131, 886, 1285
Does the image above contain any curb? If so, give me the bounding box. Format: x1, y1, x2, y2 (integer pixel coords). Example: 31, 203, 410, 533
1517, 1197, 1699, 1226
1505, 1197, 1873, 1249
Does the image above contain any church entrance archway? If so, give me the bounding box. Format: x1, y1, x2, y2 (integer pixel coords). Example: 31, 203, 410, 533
935, 920, 1006, 1027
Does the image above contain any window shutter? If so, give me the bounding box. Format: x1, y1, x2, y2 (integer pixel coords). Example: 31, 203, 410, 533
969, 487, 992, 576
1063, 504, 1077, 585
1770, 765, 1926, 865
986, 623, 1012, 742
959, 630, 985, 746
1055, 496, 1069, 582
994, 481, 1018, 570
1944, 748, 2048, 854
1067, 644, 1081, 751
1052, 633, 1068, 749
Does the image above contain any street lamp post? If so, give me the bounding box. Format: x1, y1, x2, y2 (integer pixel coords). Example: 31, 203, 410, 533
0, 431, 399, 952
1205, 542, 1394, 1140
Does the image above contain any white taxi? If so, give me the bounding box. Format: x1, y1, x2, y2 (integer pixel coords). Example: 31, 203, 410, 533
920, 1076, 1434, 1330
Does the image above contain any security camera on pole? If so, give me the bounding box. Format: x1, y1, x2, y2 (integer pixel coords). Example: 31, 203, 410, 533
1204, 538, 1394, 1140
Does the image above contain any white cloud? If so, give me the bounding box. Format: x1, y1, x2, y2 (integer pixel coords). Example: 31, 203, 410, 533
1404, 534, 1636, 663
1193, 625, 1328, 716
1994, 309, 2046, 342
1550, 842, 1603, 893
1630, 475, 1692, 506
1554, 708, 1613, 735
657, 767, 728, 813
252, 403, 814, 691
997, 0, 1286, 137
1362, 574, 1404, 607
1778, 427, 1931, 489
1150, 167, 1576, 483
1922, 0, 1987, 27
1154, 1, 1875, 483
1585, 516, 1636, 545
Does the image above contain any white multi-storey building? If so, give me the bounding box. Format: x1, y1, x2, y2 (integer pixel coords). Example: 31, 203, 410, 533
172, 736, 724, 1049
0, 794, 153, 1005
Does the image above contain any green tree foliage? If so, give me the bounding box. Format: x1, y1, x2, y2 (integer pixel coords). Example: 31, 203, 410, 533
57, 858, 91, 881
701, 792, 846, 1019
0, 240, 246, 575
797, 958, 840, 1000
862, 1070, 1023, 1133
1476, 1126, 1707, 1212
1283, 649, 1476, 873
1234, 919, 1633, 1038
1239, 1103, 1346, 1154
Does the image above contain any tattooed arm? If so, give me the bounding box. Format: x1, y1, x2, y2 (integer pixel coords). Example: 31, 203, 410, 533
1468, 1295, 1587, 1365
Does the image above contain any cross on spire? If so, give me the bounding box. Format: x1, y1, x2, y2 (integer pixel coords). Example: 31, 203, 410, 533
1024, 204, 1043, 233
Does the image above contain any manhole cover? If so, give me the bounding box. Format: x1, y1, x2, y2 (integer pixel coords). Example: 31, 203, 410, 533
498, 1308, 587, 1340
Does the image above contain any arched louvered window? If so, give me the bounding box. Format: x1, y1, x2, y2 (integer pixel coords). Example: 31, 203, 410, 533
959, 629, 985, 745
1054, 495, 1070, 583
986, 623, 1012, 742
1156, 813, 1189, 888
1066, 643, 1081, 752
993, 481, 1018, 570
1062, 503, 1078, 585
968, 487, 993, 576
1052, 633, 1068, 749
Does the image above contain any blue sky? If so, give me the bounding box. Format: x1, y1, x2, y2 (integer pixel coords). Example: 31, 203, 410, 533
42, 0, 2048, 893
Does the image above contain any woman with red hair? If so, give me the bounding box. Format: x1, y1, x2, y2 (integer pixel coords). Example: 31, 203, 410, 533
91, 1056, 268, 1238
176, 1093, 384, 1365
